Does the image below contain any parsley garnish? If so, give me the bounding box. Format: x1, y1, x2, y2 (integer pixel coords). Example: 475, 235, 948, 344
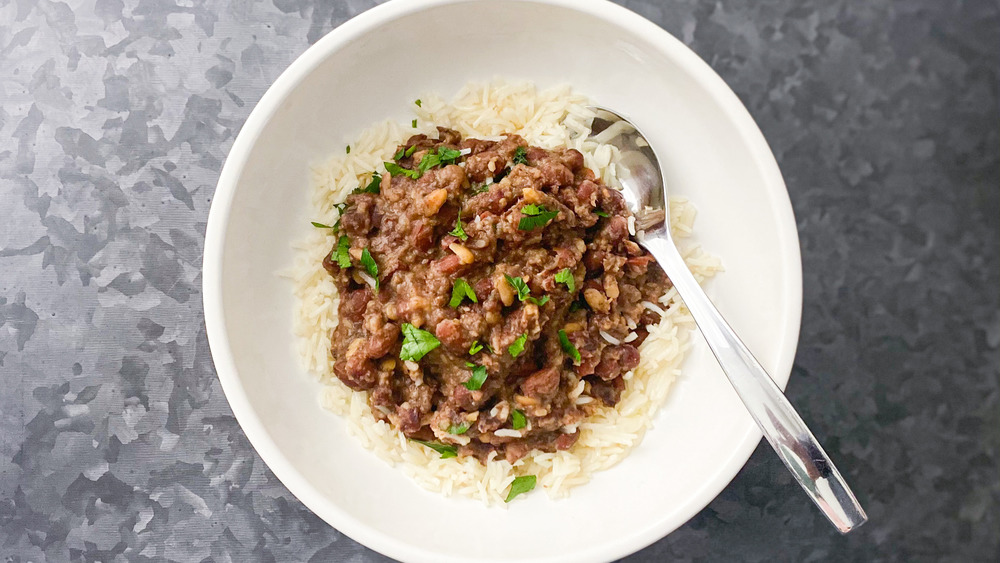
449, 213, 468, 241
518, 204, 558, 231
311, 221, 333, 228
354, 172, 382, 194
449, 278, 478, 308
332, 236, 351, 268
512, 146, 528, 165
417, 146, 463, 175
360, 248, 379, 290
594, 209, 610, 218
463, 363, 488, 390
405, 145, 417, 157
558, 329, 582, 365
511, 409, 527, 430
469, 340, 493, 355
508, 334, 527, 358
448, 422, 470, 435
412, 118, 417, 128
504, 275, 530, 301
505, 275, 548, 306
555, 268, 575, 293
505, 475, 536, 502
346, 145, 351, 154
472, 182, 490, 194
399, 323, 441, 362
415, 99, 422, 107
384, 162, 419, 180
393, 147, 405, 161
410, 439, 457, 459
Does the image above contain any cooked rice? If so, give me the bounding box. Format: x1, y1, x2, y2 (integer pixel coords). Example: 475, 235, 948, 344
288, 81, 722, 505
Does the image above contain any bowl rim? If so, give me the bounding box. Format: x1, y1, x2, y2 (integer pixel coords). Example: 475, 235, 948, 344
202, 0, 803, 561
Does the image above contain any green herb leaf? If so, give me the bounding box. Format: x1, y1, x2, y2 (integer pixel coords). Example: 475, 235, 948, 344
346, 145, 351, 154
469, 340, 483, 355
449, 278, 478, 308
412, 118, 418, 128
415, 99, 422, 107
472, 182, 490, 194
448, 422, 470, 435
463, 364, 488, 390
393, 147, 405, 161
558, 329, 581, 365
508, 333, 528, 358
554, 268, 575, 293
449, 213, 468, 241
384, 162, 419, 180
417, 146, 463, 175
569, 298, 584, 312
410, 439, 457, 459
505, 475, 536, 502
512, 146, 528, 165
511, 409, 527, 430
405, 144, 417, 157
504, 275, 531, 301
594, 209, 610, 218
353, 172, 382, 194
311, 221, 333, 229
399, 323, 441, 362
527, 295, 549, 306
332, 235, 351, 268
360, 248, 379, 290
518, 204, 558, 231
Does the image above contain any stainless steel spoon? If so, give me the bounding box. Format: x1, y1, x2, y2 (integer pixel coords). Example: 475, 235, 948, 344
589, 107, 867, 533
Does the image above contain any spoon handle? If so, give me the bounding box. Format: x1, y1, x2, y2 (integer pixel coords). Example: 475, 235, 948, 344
643, 235, 867, 533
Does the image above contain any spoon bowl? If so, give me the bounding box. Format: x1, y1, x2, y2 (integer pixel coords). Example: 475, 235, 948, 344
590, 106, 868, 534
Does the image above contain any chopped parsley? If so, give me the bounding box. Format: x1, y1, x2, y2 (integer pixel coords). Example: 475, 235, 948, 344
360, 248, 379, 290
346, 145, 351, 154
410, 439, 457, 459
311, 221, 333, 229
399, 323, 440, 362
472, 182, 490, 194
405, 145, 417, 157
518, 204, 558, 231
512, 146, 528, 165
463, 363, 488, 390
555, 268, 575, 293
558, 329, 582, 365
449, 278, 478, 308
393, 147, 405, 161
594, 209, 610, 218
449, 213, 468, 241
384, 162, 419, 180
412, 118, 417, 128
448, 422, 470, 435
508, 333, 528, 358
504, 275, 531, 301
414, 98, 422, 107
505, 475, 536, 502
417, 146, 463, 175
353, 172, 382, 194
469, 340, 493, 355
504, 275, 548, 306
511, 409, 527, 430
332, 235, 351, 268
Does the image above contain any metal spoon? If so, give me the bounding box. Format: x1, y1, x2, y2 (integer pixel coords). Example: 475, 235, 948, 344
588, 107, 867, 533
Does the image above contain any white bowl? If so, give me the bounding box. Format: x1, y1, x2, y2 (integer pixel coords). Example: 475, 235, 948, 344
203, 0, 802, 561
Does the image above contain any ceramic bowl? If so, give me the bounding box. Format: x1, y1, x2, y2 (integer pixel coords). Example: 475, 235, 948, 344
203, 1, 802, 561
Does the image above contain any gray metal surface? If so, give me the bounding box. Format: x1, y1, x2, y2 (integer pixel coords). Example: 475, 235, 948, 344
0, 0, 996, 561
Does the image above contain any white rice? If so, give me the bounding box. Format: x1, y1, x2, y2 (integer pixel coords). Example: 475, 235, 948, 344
289, 81, 722, 505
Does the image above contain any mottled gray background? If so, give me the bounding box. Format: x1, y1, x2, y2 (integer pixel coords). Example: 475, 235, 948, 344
0, 0, 997, 561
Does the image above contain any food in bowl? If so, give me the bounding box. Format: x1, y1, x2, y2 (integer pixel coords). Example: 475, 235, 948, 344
289, 81, 721, 504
